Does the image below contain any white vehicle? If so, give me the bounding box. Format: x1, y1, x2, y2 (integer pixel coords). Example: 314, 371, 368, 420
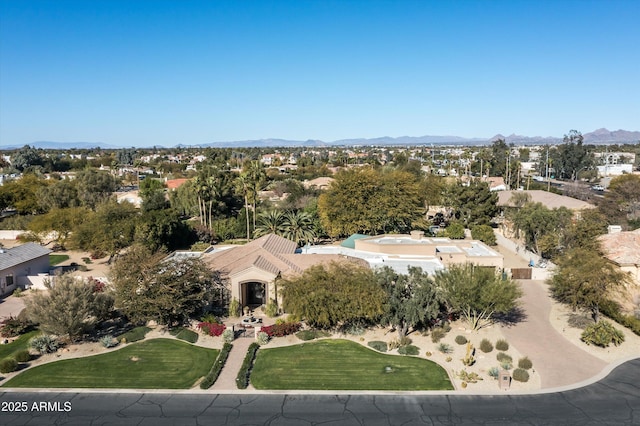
592, 184, 605, 191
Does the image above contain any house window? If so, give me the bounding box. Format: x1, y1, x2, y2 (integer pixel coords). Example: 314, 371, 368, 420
5, 275, 14, 287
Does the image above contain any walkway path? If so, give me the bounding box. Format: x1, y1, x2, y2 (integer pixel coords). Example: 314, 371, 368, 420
500, 279, 607, 389
210, 333, 254, 391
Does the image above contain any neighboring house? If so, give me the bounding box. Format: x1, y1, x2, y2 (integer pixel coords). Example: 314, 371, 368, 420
302, 177, 335, 190
202, 234, 364, 309
497, 190, 596, 214
165, 178, 189, 191
599, 228, 640, 284
116, 190, 143, 208
0, 243, 51, 295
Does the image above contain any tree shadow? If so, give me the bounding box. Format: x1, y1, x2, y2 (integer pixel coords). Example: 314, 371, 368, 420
494, 307, 527, 328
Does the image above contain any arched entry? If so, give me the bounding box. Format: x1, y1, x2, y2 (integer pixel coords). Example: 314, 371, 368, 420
240, 281, 267, 308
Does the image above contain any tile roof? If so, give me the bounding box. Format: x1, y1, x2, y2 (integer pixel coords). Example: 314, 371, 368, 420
599, 229, 640, 266
0, 243, 51, 271
498, 190, 596, 210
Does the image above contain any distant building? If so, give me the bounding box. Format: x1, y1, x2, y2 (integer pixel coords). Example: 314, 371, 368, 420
0, 243, 51, 295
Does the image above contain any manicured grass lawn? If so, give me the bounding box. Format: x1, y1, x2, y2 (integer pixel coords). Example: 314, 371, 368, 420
0, 330, 41, 360
3, 338, 218, 389
49, 254, 70, 266
251, 339, 453, 390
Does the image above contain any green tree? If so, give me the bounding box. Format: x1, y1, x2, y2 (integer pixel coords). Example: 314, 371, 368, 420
471, 224, 497, 246
135, 209, 191, 252
254, 210, 286, 238
282, 210, 317, 246
75, 169, 118, 209
110, 245, 227, 327
445, 222, 465, 239
510, 202, 572, 256
25, 274, 114, 341
549, 248, 630, 323
598, 174, 640, 229
435, 263, 522, 331
139, 178, 168, 212
376, 266, 442, 338
281, 261, 386, 329
11, 145, 44, 172
0, 173, 49, 215
554, 130, 594, 181
27, 207, 89, 249
37, 178, 80, 210
446, 179, 498, 226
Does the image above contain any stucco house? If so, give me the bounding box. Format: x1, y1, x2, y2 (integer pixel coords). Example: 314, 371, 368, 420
202, 234, 364, 309
0, 243, 51, 295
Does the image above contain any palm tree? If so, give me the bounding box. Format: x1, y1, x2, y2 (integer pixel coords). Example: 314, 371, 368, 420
235, 173, 251, 240
282, 211, 317, 247
246, 161, 266, 236
254, 210, 286, 238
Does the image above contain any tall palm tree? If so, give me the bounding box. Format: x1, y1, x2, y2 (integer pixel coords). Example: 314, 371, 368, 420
235, 173, 251, 240
254, 210, 286, 238
282, 211, 317, 247
246, 160, 266, 235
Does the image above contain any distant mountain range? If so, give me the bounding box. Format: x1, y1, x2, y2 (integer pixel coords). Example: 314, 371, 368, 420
3, 128, 639, 150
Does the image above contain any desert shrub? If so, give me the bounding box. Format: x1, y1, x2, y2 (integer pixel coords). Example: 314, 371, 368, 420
398, 345, 420, 356
501, 362, 513, 370
399, 336, 412, 346
479, 338, 493, 353
12, 288, 23, 297
222, 329, 234, 343
296, 329, 329, 341
170, 328, 199, 344
518, 357, 533, 370
581, 320, 625, 347
0, 316, 33, 337
265, 300, 279, 318
445, 356, 452, 362
261, 322, 301, 337
599, 299, 640, 337
256, 331, 269, 346
117, 326, 151, 343
368, 341, 387, 352
100, 335, 118, 348
200, 343, 232, 389
236, 342, 259, 389
567, 313, 593, 330
496, 352, 512, 363
425, 351, 432, 357
387, 339, 401, 350
14, 349, 31, 363
438, 343, 453, 354
228, 298, 240, 318
457, 369, 483, 383
0, 358, 18, 373
198, 322, 226, 337
454, 335, 468, 345
431, 327, 447, 343
495, 339, 509, 351
342, 321, 367, 336
513, 368, 530, 382
488, 366, 500, 379
29, 335, 60, 354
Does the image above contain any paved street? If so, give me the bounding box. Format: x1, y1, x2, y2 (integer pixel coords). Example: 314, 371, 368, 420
1, 358, 638, 425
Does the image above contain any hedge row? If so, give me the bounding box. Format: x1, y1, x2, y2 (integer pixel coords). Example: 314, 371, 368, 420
235, 342, 260, 389
200, 343, 233, 389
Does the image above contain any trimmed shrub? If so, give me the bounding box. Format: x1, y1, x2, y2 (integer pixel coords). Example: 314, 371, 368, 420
518, 357, 533, 370
265, 300, 278, 318
479, 338, 493, 353
236, 342, 259, 389
100, 335, 118, 348
368, 341, 388, 352
455, 335, 468, 345
495, 339, 509, 351
14, 349, 31, 363
118, 326, 151, 343
431, 327, 446, 343
471, 224, 497, 246
0, 358, 18, 373
198, 322, 226, 337
261, 322, 301, 337
581, 320, 625, 347
496, 352, 512, 363
488, 366, 500, 379
29, 335, 60, 354
398, 345, 420, 356
438, 343, 453, 354
222, 329, 234, 343
200, 343, 232, 389
513, 368, 530, 382
256, 331, 269, 346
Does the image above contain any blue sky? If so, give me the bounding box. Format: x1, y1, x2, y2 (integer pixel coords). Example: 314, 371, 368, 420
1, 0, 639, 147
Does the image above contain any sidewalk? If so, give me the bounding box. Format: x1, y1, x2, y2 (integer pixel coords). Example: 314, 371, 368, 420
210, 334, 254, 391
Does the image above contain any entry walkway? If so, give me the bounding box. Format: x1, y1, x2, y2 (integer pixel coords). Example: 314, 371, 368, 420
210, 332, 255, 391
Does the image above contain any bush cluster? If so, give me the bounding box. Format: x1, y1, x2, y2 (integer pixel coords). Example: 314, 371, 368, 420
599, 299, 640, 337
14, 349, 31, 363
0, 358, 18, 373
479, 338, 493, 353
512, 368, 530, 382
198, 322, 226, 337
118, 326, 151, 343
29, 335, 60, 354
518, 357, 533, 370
261, 322, 301, 337
0, 316, 33, 338
454, 335, 468, 345
496, 352, 512, 363
297, 329, 330, 341
200, 343, 233, 389
581, 320, 625, 347
236, 342, 259, 389
398, 345, 419, 356
495, 339, 509, 351
430, 327, 447, 343
367, 341, 387, 352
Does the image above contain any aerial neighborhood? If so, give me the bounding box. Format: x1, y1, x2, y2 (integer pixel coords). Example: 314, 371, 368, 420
0, 133, 639, 392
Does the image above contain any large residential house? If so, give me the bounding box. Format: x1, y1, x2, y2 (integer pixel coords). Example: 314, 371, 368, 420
0, 243, 51, 295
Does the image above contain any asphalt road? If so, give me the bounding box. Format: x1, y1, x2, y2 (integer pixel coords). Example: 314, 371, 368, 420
0, 358, 638, 426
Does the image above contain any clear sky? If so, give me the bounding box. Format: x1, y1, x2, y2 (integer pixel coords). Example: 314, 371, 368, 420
1, 0, 639, 147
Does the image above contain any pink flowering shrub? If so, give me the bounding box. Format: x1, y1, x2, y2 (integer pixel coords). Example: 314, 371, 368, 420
261, 322, 301, 337
198, 322, 226, 337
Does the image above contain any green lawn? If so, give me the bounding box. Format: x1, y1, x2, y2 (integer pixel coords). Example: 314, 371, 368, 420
251, 339, 453, 390
49, 254, 70, 266
0, 330, 41, 360
3, 338, 218, 389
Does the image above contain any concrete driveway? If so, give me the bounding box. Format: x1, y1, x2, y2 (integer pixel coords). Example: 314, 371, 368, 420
0, 295, 26, 320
